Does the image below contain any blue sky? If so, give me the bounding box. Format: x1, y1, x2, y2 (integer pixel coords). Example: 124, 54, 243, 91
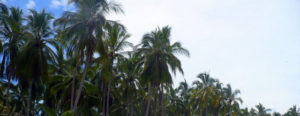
2, 0, 300, 113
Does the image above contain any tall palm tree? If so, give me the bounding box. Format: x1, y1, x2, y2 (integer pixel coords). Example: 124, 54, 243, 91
138, 26, 189, 116
16, 9, 56, 116
0, 3, 25, 115
116, 52, 142, 116
223, 84, 242, 116
98, 23, 132, 115
53, 0, 123, 114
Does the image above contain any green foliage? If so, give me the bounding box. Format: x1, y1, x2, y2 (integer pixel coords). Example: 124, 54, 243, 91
0, 1, 298, 116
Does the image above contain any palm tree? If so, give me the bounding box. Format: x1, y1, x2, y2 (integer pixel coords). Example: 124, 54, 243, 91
211, 80, 224, 116
116, 52, 142, 116
138, 26, 189, 116
0, 4, 25, 115
239, 108, 250, 116
98, 23, 132, 115
176, 81, 192, 116
284, 105, 300, 116
223, 84, 243, 116
54, 0, 123, 114
192, 73, 216, 116
255, 103, 271, 116
16, 9, 56, 116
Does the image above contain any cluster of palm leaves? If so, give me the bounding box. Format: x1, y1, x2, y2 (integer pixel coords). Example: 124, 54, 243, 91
0, 0, 299, 116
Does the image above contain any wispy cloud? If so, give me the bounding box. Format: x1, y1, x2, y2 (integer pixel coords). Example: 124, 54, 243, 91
50, 0, 74, 11
26, 0, 36, 10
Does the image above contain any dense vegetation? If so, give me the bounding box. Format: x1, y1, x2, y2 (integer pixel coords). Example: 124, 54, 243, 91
0, 0, 299, 116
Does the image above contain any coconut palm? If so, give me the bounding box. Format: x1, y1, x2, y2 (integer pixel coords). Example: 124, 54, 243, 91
284, 105, 300, 116
53, 0, 123, 113
138, 26, 189, 116
255, 103, 271, 116
223, 84, 243, 116
191, 73, 217, 116
97, 23, 132, 115
0, 4, 25, 115
16, 9, 56, 116
176, 81, 193, 116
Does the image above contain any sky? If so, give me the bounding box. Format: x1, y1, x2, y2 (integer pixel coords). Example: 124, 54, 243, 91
2, 0, 300, 113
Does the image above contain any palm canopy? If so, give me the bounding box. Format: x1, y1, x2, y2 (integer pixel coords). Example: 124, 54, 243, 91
17, 9, 56, 87
255, 103, 271, 116
54, 0, 123, 60
191, 73, 217, 112
138, 26, 189, 85
0, 6, 25, 78
97, 23, 131, 80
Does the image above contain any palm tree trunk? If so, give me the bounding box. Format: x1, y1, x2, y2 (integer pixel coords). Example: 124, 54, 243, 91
199, 108, 201, 116
72, 58, 91, 114
126, 92, 131, 116
160, 84, 164, 116
6, 77, 10, 115
130, 99, 134, 116
70, 64, 78, 110
228, 107, 231, 116
145, 83, 153, 116
154, 94, 158, 116
102, 82, 107, 116
27, 80, 33, 116
105, 55, 114, 116
106, 75, 112, 116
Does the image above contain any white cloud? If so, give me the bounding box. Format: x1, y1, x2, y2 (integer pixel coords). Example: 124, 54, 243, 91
0, 0, 6, 3
50, 0, 74, 10
26, 0, 36, 9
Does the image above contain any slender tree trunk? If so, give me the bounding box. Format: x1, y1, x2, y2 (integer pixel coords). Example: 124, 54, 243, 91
72, 58, 91, 114
105, 55, 114, 116
27, 80, 33, 116
70, 64, 78, 110
102, 82, 107, 116
6, 77, 10, 115
199, 108, 201, 116
126, 92, 131, 116
145, 83, 153, 116
130, 98, 133, 116
160, 84, 164, 116
106, 76, 112, 116
154, 93, 158, 116
228, 107, 231, 116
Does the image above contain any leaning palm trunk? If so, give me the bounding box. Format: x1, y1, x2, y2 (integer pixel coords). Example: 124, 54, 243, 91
145, 83, 153, 116
72, 55, 91, 114
70, 64, 78, 110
